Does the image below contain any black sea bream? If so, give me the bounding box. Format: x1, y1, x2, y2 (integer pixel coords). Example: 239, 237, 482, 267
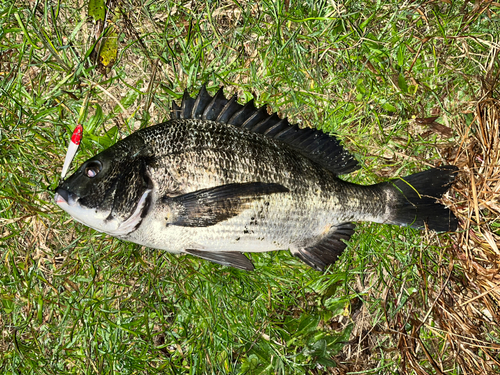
55, 86, 458, 271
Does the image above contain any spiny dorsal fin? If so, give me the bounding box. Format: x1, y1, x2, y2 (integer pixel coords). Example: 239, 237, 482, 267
170, 85, 360, 175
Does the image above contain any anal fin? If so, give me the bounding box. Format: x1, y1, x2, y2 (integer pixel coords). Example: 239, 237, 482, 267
293, 223, 355, 272
185, 249, 255, 270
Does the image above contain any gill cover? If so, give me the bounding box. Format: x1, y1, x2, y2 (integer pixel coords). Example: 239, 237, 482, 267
56, 134, 153, 236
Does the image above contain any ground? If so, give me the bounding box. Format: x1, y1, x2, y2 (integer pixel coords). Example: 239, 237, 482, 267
1, 1, 499, 374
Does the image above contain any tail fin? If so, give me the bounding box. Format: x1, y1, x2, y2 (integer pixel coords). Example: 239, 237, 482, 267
383, 166, 458, 232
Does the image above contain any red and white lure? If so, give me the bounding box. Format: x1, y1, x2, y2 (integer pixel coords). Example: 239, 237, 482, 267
61, 124, 83, 179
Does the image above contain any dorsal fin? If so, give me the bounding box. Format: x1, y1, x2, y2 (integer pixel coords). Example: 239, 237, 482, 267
170, 85, 360, 175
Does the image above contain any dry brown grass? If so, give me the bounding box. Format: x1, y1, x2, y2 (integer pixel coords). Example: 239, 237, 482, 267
446, 93, 500, 374
385, 97, 500, 375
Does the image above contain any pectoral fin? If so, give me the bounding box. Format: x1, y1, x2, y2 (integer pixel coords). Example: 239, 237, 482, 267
163, 182, 288, 227
185, 249, 255, 270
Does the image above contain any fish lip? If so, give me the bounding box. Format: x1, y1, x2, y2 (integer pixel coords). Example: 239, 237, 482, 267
55, 187, 79, 206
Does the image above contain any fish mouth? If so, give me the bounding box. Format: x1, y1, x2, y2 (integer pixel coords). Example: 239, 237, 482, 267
55, 187, 79, 207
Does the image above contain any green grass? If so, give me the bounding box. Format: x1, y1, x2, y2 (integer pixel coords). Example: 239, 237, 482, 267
1, 0, 499, 374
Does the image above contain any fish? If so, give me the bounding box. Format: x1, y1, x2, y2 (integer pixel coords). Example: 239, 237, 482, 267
55, 86, 458, 271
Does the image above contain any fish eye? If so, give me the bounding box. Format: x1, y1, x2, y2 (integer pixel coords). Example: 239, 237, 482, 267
84, 161, 102, 178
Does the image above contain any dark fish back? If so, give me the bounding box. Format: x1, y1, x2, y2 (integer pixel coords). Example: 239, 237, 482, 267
170, 86, 360, 176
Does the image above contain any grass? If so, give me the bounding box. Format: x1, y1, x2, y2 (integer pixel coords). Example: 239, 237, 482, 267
1, 0, 499, 374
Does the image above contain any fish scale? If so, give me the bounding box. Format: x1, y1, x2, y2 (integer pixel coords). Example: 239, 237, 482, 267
55, 86, 458, 271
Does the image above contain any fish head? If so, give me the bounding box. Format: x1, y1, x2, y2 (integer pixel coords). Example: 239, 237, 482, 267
55, 135, 153, 236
